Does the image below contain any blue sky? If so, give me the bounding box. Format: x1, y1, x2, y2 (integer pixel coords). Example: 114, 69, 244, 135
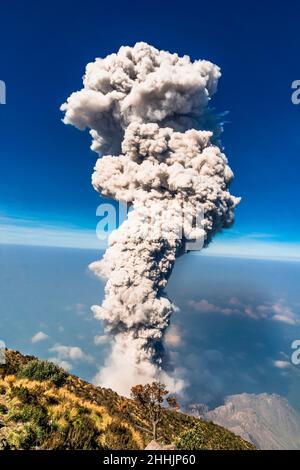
1, 0, 300, 259
1, 2, 300, 417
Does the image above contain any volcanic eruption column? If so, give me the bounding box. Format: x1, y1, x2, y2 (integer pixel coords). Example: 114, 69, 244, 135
61, 43, 240, 394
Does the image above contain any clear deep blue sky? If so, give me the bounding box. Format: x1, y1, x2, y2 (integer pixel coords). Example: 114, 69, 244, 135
1, 0, 300, 257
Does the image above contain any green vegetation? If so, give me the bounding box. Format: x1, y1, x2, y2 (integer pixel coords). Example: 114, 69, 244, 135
18, 359, 67, 387
177, 421, 255, 450
104, 421, 137, 450
56, 413, 103, 450
0, 349, 255, 450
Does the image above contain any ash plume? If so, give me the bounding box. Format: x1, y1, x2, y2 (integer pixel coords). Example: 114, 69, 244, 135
61, 42, 240, 395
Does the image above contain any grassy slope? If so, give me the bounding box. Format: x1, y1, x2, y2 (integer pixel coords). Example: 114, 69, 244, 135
0, 350, 255, 450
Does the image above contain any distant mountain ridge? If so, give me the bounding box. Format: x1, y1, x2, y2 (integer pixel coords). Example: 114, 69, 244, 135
0, 350, 254, 450
189, 393, 300, 450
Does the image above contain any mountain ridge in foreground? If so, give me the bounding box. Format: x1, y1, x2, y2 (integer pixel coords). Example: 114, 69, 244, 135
0, 349, 254, 450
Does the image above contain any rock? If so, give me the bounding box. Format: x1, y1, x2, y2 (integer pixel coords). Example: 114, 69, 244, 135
187, 403, 209, 418
201, 393, 300, 450
145, 440, 176, 450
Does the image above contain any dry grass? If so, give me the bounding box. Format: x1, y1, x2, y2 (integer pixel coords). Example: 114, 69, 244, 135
0, 350, 255, 450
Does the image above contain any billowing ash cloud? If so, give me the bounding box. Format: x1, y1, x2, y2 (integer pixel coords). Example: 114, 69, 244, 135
61, 42, 240, 395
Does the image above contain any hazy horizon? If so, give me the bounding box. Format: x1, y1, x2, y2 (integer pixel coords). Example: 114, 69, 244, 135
1, 243, 300, 411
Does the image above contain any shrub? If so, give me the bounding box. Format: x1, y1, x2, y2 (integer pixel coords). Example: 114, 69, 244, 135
177, 423, 206, 449
176, 421, 255, 450
104, 421, 137, 450
46, 395, 59, 405
40, 430, 66, 450
21, 404, 48, 427
6, 423, 46, 450
9, 403, 48, 428
49, 414, 103, 450
18, 360, 67, 387
0, 403, 8, 414
11, 385, 35, 403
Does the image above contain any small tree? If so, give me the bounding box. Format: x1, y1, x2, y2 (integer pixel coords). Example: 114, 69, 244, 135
130, 382, 179, 440
166, 396, 180, 410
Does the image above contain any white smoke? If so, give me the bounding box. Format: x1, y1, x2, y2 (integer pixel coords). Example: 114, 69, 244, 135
61, 42, 240, 396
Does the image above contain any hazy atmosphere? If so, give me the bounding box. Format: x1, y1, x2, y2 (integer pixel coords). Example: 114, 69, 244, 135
1, 244, 300, 411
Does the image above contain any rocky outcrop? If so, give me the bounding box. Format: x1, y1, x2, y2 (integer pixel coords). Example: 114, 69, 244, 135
145, 440, 176, 450
201, 393, 300, 450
